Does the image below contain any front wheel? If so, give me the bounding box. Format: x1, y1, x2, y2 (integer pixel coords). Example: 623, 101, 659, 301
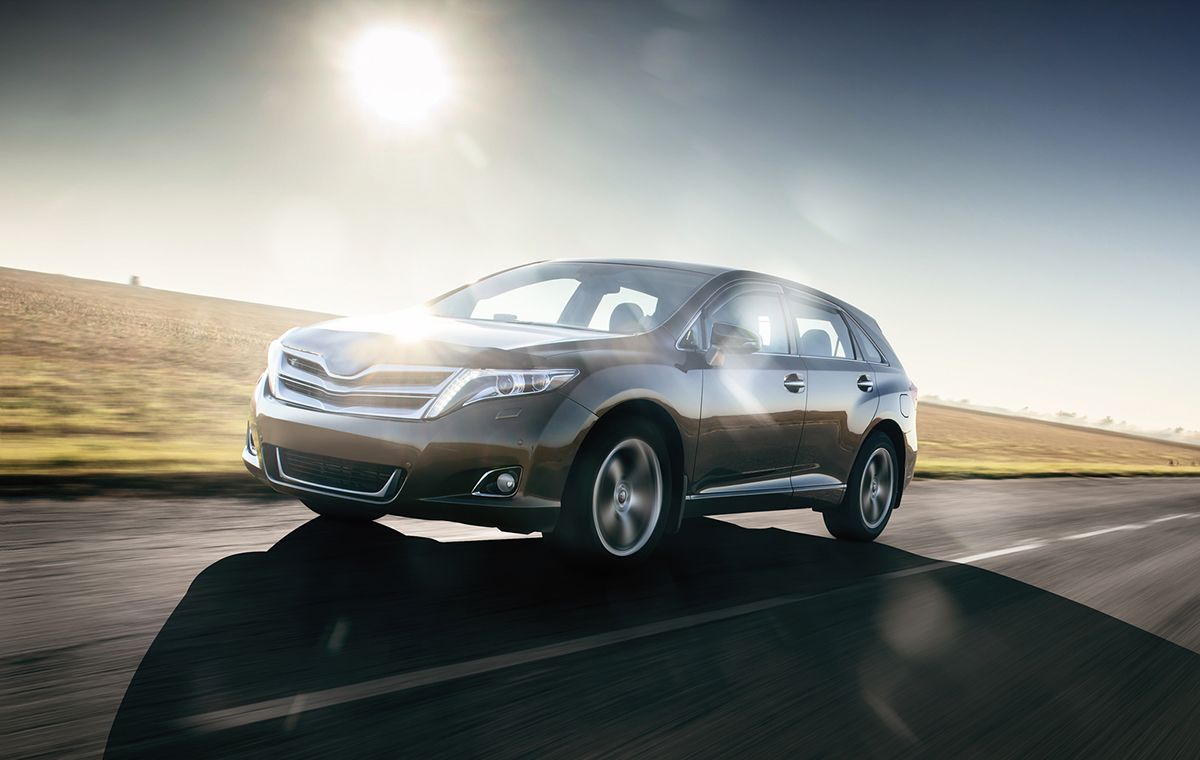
547, 416, 671, 566
823, 431, 899, 542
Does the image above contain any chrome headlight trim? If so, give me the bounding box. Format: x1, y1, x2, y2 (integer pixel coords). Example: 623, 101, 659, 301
424, 368, 578, 419
265, 339, 284, 398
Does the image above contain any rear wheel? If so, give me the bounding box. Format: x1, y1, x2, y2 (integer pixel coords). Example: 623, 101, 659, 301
823, 431, 898, 541
300, 498, 386, 522
548, 416, 671, 566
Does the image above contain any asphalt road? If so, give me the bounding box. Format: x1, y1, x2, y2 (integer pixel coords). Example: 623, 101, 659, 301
3, 478, 1200, 759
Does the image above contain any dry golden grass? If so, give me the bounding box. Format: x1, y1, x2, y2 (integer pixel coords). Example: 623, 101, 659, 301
2, 266, 1197, 481
1, 267, 330, 476
917, 403, 1200, 477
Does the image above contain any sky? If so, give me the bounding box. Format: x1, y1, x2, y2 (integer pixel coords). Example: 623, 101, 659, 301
1, 0, 1198, 431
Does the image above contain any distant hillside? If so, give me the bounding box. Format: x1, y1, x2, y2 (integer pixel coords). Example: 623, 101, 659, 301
2, 266, 1197, 486
921, 397, 1200, 448
917, 402, 1199, 477
1, 267, 332, 479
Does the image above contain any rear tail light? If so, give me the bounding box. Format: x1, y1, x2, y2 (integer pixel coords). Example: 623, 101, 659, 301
909, 382, 919, 406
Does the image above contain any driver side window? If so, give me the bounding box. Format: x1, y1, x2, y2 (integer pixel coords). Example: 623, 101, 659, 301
709, 291, 789, 354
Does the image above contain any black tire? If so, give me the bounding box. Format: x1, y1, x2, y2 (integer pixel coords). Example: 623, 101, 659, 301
300, 497, 387, 522
823, 431, 899, 542
547, 415, 673, 567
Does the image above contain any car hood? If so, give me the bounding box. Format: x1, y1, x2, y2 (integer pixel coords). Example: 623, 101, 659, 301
280, 312, 617, 375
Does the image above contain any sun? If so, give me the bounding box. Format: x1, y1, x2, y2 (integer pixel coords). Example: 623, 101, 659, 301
347, 27, 450, 125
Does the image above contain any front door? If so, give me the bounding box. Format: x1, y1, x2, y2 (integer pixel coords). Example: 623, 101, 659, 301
691, 285, 809, 504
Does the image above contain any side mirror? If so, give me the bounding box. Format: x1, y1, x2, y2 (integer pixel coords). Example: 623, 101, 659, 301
705, 321, 761, 366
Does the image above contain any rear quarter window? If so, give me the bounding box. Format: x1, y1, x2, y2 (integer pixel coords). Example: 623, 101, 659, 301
847, 318, 886, 364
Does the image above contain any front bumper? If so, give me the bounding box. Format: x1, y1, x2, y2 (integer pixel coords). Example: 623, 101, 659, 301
244, 376, 598, 533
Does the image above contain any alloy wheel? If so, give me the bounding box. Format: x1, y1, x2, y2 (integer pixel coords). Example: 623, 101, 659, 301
859, 447, 895, 529
591, 438, 663, 556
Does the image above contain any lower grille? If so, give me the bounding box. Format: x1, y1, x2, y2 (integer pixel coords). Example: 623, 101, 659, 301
272, 446, 403, 498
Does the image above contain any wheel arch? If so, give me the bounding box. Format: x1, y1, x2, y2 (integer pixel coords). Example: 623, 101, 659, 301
580, 399, 687, 534
865, 417, 907, 508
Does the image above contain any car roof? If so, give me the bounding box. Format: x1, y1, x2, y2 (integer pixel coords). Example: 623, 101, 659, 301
555, 258, 847, 313
559, 258, 735, 277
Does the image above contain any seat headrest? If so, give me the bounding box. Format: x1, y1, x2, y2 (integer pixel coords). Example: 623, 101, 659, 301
799, 328, 832, 357
608, 302, 645, 333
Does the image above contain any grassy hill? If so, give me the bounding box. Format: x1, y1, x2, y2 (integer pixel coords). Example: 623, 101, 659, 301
916, 403, 1199, 477
3, 266, 1198, 491
1, 267, 330, 482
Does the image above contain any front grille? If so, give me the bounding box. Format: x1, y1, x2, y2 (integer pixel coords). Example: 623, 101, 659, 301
280, 377, 428, 412
273, 446, 403, 497
285, 354, 326, 376
285, 354, 452, 388
274, 348, 458, 420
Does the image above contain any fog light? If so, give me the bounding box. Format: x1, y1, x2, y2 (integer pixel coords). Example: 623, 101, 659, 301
496, 472, 517, 494
245, 423, 257, 456
472, 467, 522, 498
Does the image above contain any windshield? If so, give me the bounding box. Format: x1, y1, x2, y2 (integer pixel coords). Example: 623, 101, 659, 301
429, 262, 711, 333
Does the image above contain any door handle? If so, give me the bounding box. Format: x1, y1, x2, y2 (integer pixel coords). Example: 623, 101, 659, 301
783, 373, 806, 393
857, 374, 874, 393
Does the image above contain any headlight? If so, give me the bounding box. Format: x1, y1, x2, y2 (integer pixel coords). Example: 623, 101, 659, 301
265, 339, 283, 397
425, 368, 578, 418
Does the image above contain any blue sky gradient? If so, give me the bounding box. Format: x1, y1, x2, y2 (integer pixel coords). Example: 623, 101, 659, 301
1, 0, 1197, 430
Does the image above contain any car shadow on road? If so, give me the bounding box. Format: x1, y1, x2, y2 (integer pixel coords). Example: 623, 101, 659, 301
105, 517, 1200, 759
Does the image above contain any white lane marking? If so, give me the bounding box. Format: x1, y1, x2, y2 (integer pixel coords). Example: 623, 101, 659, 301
178, 561, 955, 733
950, 543, 1046, 564
949, 511, 1200, 567
1062, 524, 1146, 540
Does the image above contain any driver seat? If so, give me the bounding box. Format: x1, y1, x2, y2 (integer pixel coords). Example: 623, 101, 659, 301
608, 303, 645, 333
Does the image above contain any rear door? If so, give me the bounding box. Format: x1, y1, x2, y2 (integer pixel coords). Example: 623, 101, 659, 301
691, 283, 808, 505
786, 292, 879, 491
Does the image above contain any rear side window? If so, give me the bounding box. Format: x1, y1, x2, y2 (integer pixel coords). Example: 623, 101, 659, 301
847, 317, 886, 364
709, 290, 789, 354
788, 296, 853, 359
